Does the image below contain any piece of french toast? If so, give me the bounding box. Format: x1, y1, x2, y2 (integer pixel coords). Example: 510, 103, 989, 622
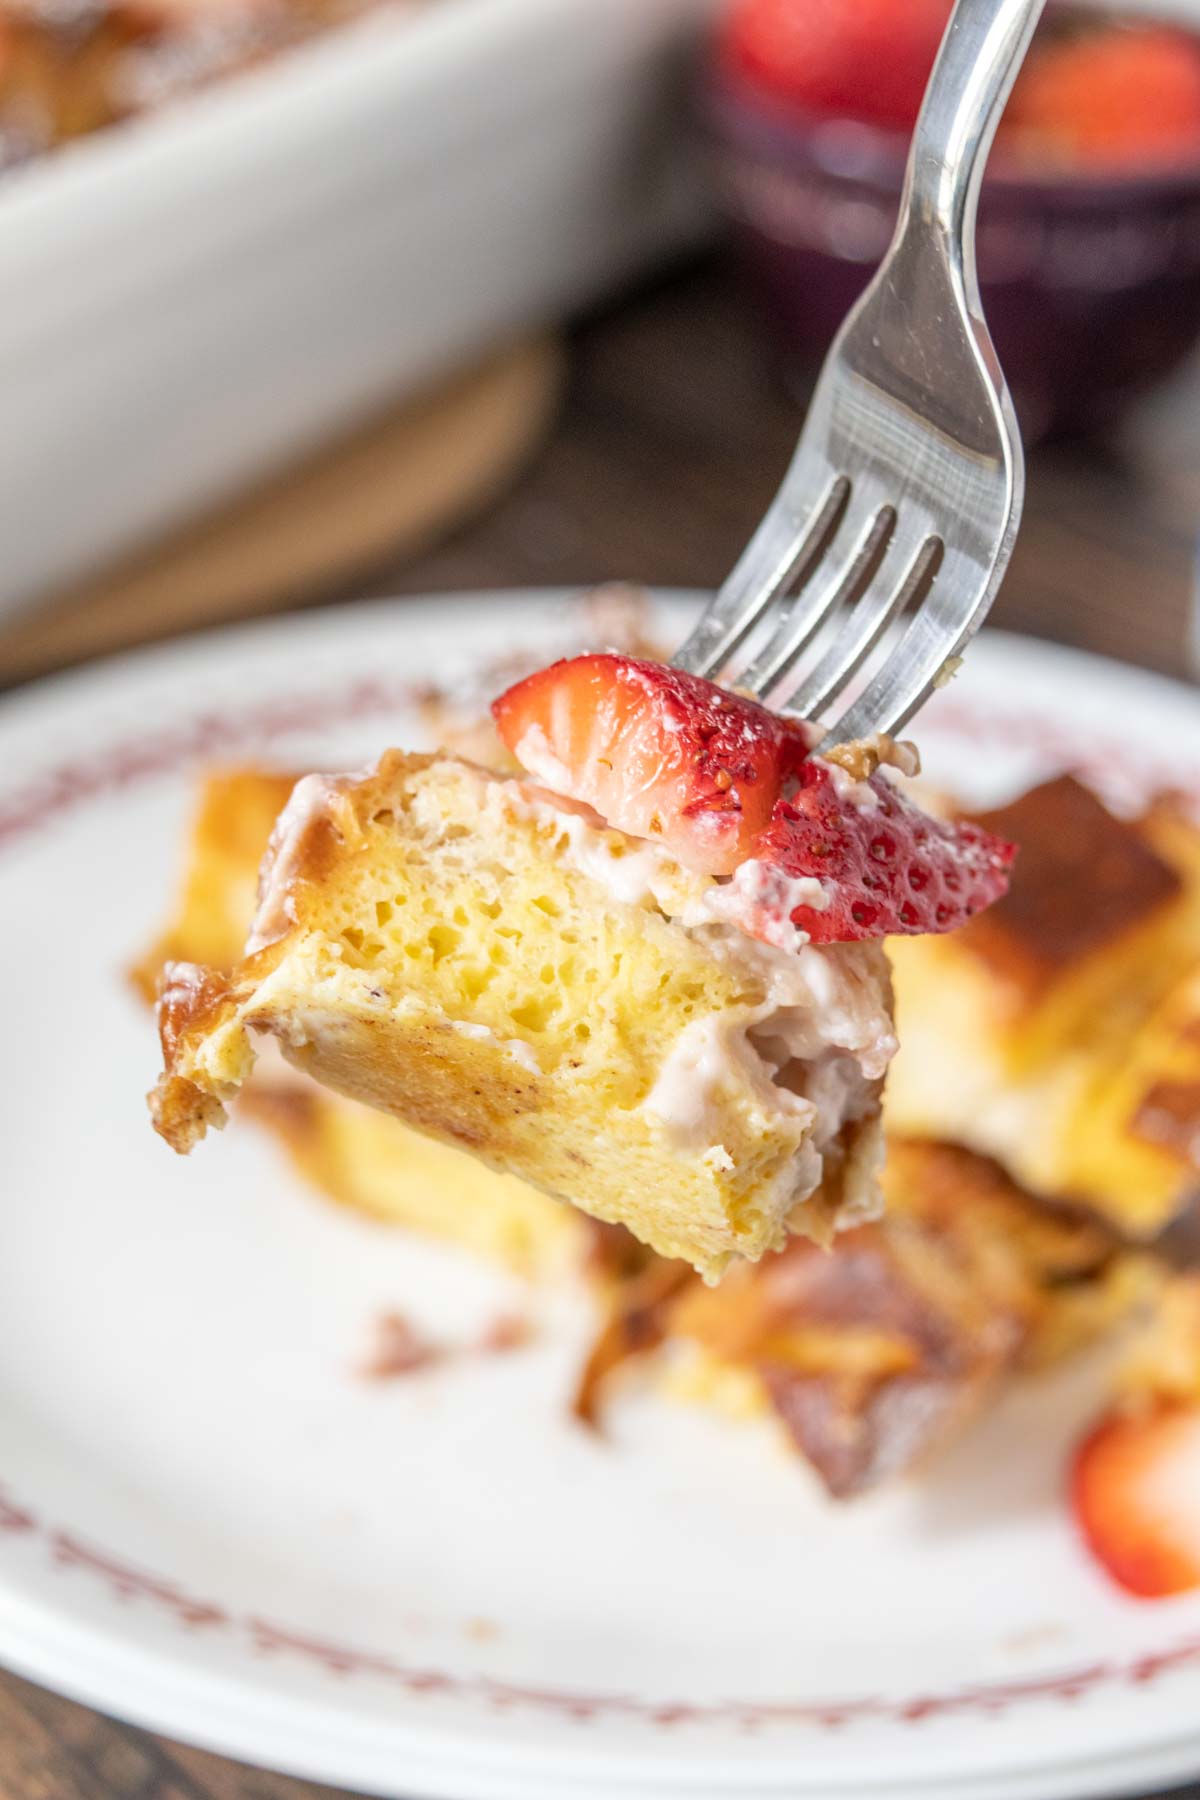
888, 775, 1200, 1236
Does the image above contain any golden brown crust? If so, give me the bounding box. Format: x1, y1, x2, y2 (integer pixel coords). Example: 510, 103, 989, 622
961, 776, 1181, 1005
237, 1080, 322, 1144
129, 770, 297, 1001
1111, 1273, 1200, 1409
147, 1071, 228, 1153
157, 962, 233, 1064
249, 999, 546, 1161
573, 1256, 691, 1428
886, 776, 1200, 1235
576, 1137, 1141, 1497
1, 1, 145, 152
1132, 1079, 1200, 1161
0, 0, 367, 161
149, 959, 256, 1153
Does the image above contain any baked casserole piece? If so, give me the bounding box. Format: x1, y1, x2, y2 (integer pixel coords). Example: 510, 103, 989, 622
148, 655, 1012, 1277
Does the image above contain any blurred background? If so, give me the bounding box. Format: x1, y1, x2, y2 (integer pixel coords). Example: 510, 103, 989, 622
2, 0, 1200, 686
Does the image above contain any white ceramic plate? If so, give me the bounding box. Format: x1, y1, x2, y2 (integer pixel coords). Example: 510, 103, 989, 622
0, 590, 1198, 1800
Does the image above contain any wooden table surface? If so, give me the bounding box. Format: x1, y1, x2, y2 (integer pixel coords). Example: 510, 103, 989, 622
2, 256, 1198, 1800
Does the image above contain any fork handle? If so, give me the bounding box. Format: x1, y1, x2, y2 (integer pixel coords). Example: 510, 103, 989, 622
902, 0, 1045, 266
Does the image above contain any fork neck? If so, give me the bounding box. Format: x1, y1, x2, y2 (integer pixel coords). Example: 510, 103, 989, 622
899, 0, 1045, 281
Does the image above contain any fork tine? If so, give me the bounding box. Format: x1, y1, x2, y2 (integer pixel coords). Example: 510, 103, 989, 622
737, 500, 895, 699
827, 539, 999, 744
672, 472, 849, 679
776, 529, 943, 723
676, 0, 1037, 732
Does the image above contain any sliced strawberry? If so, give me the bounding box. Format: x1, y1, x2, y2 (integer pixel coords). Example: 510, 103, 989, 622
721, 2, 1200, 173
1000, 24, 1200, 172
751, 758, 1015, 943
492, 654, 812, 877
1072, 1404, 1200, 1600
719, 0, 951, 132
492, 654, 1013, 942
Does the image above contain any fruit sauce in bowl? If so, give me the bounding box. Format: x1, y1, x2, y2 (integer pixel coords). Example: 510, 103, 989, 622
703, 0, 1200, 440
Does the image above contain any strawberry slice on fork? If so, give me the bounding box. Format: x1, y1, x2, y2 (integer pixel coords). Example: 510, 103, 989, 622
753, 755, 1015, 943
493, 653, 813, 877
493, 654, 1014, 944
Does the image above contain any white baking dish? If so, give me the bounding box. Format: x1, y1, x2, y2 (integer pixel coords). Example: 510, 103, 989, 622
0, 0, 713, 616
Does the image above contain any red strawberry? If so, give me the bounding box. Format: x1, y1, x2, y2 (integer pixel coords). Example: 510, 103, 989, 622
751, 759, 1015, 942
492, 654, 812, 877
719, 0, 951, 132
1072, 1404, 1200, 1600
1000, 24, 1200, 172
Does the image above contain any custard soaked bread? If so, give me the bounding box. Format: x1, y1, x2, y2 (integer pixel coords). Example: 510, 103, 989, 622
151, 750, 898, 1278
138, 768, 583, 1277
149, 656, 1012, 1278
888, 776, 1200, 1236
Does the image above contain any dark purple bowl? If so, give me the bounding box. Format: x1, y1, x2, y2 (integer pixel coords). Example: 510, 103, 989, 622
702, 67, 1200, 440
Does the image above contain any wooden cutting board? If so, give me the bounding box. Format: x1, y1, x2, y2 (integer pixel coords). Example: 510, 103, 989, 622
0, 335, 565, 685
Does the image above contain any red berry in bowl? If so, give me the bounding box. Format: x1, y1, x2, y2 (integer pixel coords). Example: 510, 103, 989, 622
1000, 23, 1200, 171
718, 0, 951, 130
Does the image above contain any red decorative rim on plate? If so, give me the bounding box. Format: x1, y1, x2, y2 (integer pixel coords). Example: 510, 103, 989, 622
1, 666, 1197, 1737
2, 679, 1197, 858
2, 1474, 1199, 1732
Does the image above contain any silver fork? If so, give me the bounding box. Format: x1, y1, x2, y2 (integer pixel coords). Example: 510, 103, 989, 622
675, 0, 1046, 743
